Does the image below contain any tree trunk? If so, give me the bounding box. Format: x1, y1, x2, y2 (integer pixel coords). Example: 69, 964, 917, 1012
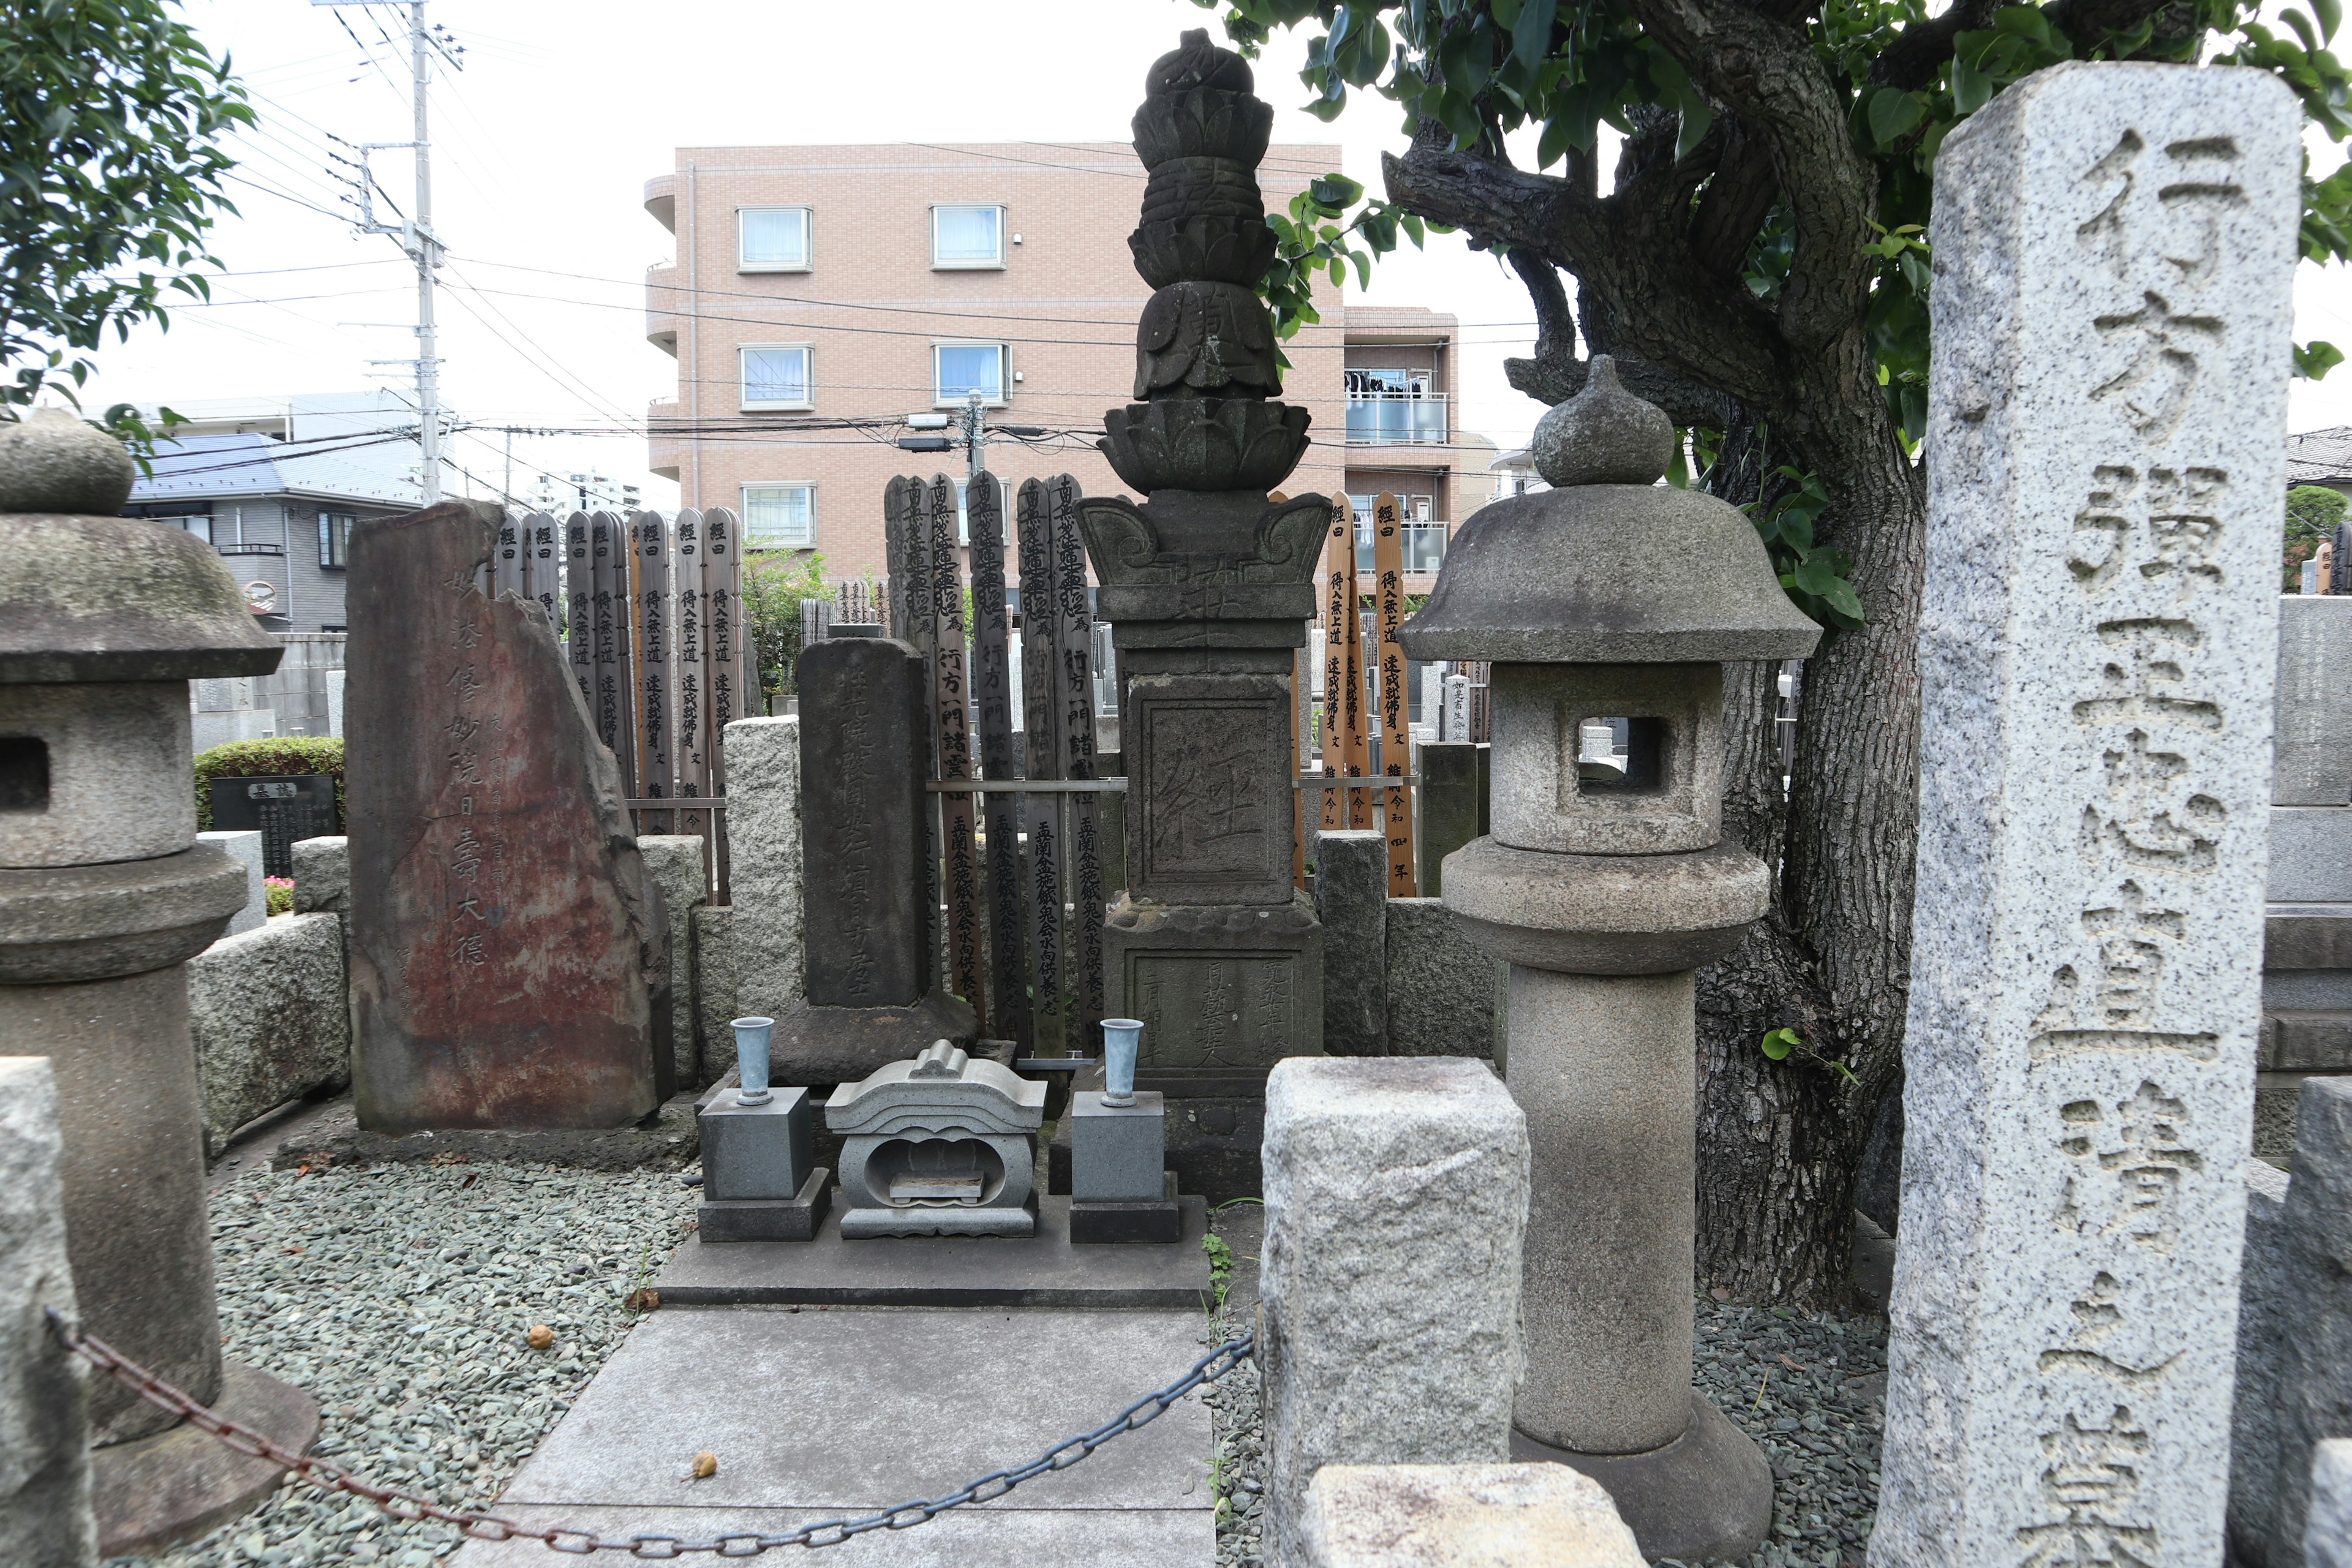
1692, 368, 1927, 1307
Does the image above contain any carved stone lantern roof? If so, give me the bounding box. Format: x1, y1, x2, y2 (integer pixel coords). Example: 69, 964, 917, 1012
0, 410, 282, 685
1396, 360, 1821, 667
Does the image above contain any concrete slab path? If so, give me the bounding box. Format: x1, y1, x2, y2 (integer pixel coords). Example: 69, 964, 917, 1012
450, 1305, 1217, 1566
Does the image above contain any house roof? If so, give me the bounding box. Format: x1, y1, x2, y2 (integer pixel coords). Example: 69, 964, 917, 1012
2289, 426, 2352, 488
128, 432, 424, 510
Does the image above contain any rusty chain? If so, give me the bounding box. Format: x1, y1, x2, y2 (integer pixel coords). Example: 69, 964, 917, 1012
45, 1306, 1253, 1556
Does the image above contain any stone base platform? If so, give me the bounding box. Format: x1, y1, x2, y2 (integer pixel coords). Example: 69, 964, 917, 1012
657, 1193, 1211, 1308
698, 1167, 832, 1243
1509, 1392, 1772, 1564
92, 1361, 320, 1558
447, 1308, 1213, 1568
271, 1092, 700, 1172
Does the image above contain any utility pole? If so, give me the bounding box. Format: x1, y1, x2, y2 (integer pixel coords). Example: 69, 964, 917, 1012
326, 0, 458, 501
409, 0, 440, 502
962, 390, 986, 483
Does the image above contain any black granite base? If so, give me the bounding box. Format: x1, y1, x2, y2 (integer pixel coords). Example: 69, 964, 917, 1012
1070, 1198, 1183, 1243
696, 1167, 832, 1243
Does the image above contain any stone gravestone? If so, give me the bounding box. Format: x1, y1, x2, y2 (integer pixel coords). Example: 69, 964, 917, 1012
206, 774, 336, 880
1082, 31, 1327, 1117
345, 500, 671, 1131
773, 636, 976, 1083
1871, 65, 2296, 1568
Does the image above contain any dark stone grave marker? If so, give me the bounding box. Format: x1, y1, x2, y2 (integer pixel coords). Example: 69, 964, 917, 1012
208, 774, 337, 879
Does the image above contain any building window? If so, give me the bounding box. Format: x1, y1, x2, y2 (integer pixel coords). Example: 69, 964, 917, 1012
932, 205, 1005, 268
1344, 367, 1446, 444
741, 345, 813, 410
742, 484, 816, 549
160, 514, 213, 545
934, 342, 1007, 406
738, 206, 812, 271
318, 511, 353, 568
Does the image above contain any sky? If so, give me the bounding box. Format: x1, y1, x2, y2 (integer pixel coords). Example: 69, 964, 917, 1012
74, 0, 2352, 508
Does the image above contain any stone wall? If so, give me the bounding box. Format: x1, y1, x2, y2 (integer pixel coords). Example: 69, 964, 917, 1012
187, 913, 350, 1156
1311, 830, 1504, 1061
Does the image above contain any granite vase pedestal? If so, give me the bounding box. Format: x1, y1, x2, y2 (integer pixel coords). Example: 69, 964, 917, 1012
1398, 362, 1821, 1562
0, 409, 318, 1556
1079, 33, 1328, 1174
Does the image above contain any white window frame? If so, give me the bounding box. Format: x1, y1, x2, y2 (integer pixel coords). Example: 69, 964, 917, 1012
741, 483, 818, 550
739, 343, 814, 412
737, 206, 812, 273
933, 341, 1009, 409
930, 203, 1006, 270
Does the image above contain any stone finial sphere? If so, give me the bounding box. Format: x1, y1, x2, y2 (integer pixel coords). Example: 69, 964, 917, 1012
1528, 357, 1676, 488
0, 407, 138, 517
1148, 28, 1252, 94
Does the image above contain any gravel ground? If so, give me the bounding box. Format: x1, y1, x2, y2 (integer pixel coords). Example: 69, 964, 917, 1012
1199, 1204, 1887, 1568
108, 1160, 698, 1568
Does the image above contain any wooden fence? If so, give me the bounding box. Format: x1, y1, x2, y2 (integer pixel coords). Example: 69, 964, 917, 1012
488, 507, 752, 897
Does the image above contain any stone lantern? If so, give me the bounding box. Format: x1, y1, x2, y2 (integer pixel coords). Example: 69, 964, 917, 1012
1396, 361, 1820, 1562
0, 410, 317, 1555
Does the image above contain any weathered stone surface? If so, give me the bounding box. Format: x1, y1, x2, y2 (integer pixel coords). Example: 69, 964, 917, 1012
188, 913, 349, 1156
4, 965, 221, 1442
1509, 1398, 1772, 1564
1505, 969, 1695, 1456
769, 992, 979, 1087
1443, 835, 1768, 975
1526, 358, 1675, 491
1313, 830, 1386, 1056
636, 835, 707, 1085
1106, 891, 1323, 1095
0, 1057, 95, 1568
88, 1360, 317, 1559
1874, 63, 2296, 1568
0, 682, 197, 868
2231, 1158, 2294, 1567
196, 829, 263, 938
2264, 1012, 2352, 1071
0, 511, 279, 685
273, 1093, 701, 1172
2271, 908, 2352, 971
690, 903, 736, 1079
2274, 808, 2352, 902
0, 407, 134, 516
291, 835, 349, 917
794, 641, 927, 1009
1395, 491, 1819, 668
0, 845, 246, 985
722, 717, 804, 1027
346, 500, 668, 1131
1384, 899, 1504, 1062
1262, 1057, 1528, 1568
2268, 1079, 2352, 1568
1488, 664, 1722, 855
1127, 671, 1297, 907
2309, 1441, 2352, 1568
1301, 1463, 1642, 1568
2278, 597, 2352, 806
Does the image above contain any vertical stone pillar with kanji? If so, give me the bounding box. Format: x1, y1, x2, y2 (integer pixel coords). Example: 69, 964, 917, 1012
1872, 64, 2297, 1568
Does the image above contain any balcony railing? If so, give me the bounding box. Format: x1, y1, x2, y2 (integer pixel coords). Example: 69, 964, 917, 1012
1345, 391, 1448, 445
1353, 522, 1450, 574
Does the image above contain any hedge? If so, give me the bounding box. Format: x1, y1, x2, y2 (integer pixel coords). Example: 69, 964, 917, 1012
194, 737, 346, 832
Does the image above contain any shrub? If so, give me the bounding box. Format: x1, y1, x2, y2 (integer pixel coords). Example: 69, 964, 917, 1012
194, 736, 345, 832
263, 876, 293, 917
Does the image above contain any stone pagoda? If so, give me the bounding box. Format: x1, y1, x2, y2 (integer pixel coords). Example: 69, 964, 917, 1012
1080, 29, 1327, 1129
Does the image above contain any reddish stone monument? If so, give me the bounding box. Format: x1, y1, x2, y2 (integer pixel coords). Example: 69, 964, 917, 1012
346, 500, 669, 1129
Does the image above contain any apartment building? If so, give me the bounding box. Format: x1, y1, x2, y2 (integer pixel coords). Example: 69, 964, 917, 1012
643, 143, 1486, 592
